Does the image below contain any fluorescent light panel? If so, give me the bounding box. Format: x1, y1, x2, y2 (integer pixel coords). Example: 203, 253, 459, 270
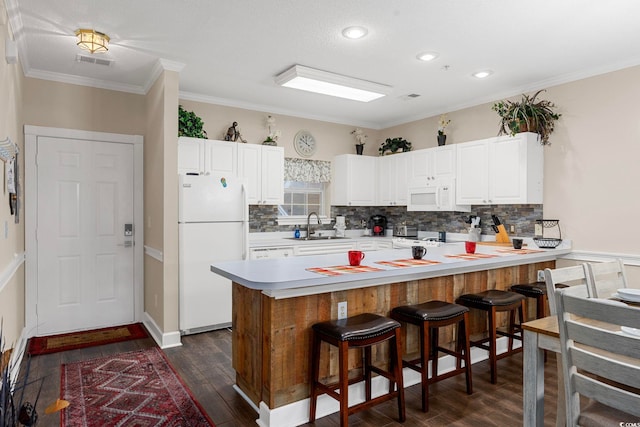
275, 65, 391, 102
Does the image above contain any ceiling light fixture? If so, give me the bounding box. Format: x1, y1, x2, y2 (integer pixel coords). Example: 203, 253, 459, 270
75, 29, 110, 54
416, 51, 439, 62
275, 65, 391, 102
472, 69, 493, 79
342, 26, 368, 39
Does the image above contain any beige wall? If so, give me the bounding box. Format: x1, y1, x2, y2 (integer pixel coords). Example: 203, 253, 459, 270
178, 100, 380, 159
143, 69, 180, 333
23, 78, 145, 135
0, 4, 25, 346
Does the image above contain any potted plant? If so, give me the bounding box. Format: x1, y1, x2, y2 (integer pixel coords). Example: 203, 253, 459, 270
437, 114, 451, 146
178, 105, 208, 139
378, 137, 412, 156
263, 115, 280, 146
351, 128, 367, 155
492, 90, 561, 145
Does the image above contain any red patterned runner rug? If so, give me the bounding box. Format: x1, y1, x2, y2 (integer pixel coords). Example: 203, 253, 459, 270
28, 323, 149, 356
306, 265, 383, 276
61, 347, 214, 426
376, 259, 441, 268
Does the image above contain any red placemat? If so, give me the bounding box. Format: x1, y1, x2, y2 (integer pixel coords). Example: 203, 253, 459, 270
444, 253, 498, 260
376, 259, 441, 268
495, 248, 544, 255
306, 265, 383, 276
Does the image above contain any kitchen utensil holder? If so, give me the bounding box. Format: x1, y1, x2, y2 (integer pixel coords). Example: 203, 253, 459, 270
533, 219, 562, 248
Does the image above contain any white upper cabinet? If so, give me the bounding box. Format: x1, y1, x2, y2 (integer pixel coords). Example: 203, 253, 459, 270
332, 154, 377, 206
409, 145, 456, 184
378, 151, 411, 206
456, 132, 543, 205
178, 137, 237, 176
238, 144, 284, 205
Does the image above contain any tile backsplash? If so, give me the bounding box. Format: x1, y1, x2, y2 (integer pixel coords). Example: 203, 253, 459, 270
249, 204, 543, 237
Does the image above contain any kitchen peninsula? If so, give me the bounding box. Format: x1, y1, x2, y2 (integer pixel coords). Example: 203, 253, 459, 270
211, 241, 571, 427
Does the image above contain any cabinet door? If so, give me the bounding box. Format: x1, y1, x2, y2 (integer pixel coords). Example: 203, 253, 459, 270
332, 155, 377, 206
238, 144, 262, 204
409, 149, 434, 182
433, 145, 456, 178
456, 140, 489, 204
205, 140, 237, 175
377, 155, 395, 206
178, 137, 204, 175
488, 138, 525, 203
261, 146, 284, 205
393, 152, 410, 205
349, 155, 377, 205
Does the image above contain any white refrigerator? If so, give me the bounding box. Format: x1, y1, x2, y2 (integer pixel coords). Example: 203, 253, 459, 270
178, 174, 248, 334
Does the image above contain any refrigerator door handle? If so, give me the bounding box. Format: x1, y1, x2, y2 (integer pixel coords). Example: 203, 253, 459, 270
241, 182, 249, 260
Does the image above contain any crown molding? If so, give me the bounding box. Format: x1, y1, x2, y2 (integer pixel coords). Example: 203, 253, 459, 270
24, 68, 147, 94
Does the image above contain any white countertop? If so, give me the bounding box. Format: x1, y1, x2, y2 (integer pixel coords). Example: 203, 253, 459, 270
211, 239, 572, 299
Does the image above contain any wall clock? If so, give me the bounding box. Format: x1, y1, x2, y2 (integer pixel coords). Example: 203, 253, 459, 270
293, 130, 317, 157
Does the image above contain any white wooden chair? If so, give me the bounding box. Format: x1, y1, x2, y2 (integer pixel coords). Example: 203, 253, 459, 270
555, 287, 640, 426
585, 258, 628, 299
543, 265, 589, 316
543, 264, 589, 427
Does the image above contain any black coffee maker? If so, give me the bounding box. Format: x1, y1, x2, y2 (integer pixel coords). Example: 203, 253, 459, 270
368, 215, 387, 236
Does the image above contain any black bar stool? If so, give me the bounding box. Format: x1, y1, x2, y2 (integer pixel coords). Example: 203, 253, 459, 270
391, 300, 473, 412
456, 290, 526, 384
309, 313, 405, 427
510, 281, 569, 320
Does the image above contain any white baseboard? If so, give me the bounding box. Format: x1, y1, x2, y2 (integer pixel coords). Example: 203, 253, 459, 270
248, 335, 521, 427
142, 312, 182, 349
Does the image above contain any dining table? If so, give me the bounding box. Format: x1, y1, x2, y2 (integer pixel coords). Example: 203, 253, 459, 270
522, 296, 640, 427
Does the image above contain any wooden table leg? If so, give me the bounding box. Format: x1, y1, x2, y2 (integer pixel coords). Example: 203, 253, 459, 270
523, 329, 545, 427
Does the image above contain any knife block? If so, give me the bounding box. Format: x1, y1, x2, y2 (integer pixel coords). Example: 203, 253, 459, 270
495, 224, 510, 243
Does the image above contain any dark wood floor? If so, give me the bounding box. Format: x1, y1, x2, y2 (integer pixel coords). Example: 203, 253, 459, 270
18, 328, 559, 426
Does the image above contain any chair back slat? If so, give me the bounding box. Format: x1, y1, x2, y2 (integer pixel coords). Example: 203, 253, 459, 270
585, 259, 628, 298
573, 375, 640, 418
555, 288, 640, 425
543, 265, 588, 315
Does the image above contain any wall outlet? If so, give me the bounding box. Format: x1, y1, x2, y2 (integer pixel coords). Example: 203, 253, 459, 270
537, 270, 545, 282
510, 225, 515, 233
337, 301, 347, 320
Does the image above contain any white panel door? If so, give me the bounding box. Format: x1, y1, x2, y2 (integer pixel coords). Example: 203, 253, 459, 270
36, 137, 135, 335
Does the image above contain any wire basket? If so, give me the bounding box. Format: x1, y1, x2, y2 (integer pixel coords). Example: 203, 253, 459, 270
533, 237, 563, 249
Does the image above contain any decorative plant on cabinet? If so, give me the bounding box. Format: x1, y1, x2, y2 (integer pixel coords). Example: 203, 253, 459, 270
492, 89, 561, 145
178, 105, 208, 139
378, 137, 412, 155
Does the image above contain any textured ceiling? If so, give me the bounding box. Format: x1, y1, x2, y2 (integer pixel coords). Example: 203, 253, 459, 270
7, 0, 640, 129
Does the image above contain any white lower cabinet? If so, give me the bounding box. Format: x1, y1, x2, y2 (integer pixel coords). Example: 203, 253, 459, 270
356, 239, 393, 251
294, 242, 356, 256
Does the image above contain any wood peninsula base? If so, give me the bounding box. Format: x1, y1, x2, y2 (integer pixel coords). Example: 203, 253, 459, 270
232, 260, 555, 424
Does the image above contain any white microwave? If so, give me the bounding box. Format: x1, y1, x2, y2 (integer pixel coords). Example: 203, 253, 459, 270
407, 178, 471, 212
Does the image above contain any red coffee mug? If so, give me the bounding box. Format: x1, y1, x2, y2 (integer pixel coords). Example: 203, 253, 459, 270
465, 241, 476, 254
348, 250, 365, 266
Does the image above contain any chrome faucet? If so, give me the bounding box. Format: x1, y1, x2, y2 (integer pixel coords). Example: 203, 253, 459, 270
307, 212, 320, 239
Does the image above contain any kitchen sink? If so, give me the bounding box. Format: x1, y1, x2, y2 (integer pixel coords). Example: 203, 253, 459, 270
285, 236, 349, 241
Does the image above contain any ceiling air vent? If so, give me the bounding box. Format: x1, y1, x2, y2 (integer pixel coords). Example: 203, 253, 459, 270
75, 54, 113, 67
407, 93, 420, 98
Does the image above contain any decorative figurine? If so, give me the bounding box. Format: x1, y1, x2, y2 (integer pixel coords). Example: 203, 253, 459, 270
224, 121, 247, 143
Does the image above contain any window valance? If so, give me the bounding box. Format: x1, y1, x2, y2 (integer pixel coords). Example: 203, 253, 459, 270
284, 158, 331, 183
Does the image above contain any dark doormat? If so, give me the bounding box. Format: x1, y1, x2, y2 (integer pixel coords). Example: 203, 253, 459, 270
27, 323, 149, 356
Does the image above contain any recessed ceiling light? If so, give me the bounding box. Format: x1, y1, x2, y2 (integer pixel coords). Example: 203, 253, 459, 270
472, 70, 493, 79
416, 51, 439, 62
275, 64, 391, 102
342, 26, 368, 39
